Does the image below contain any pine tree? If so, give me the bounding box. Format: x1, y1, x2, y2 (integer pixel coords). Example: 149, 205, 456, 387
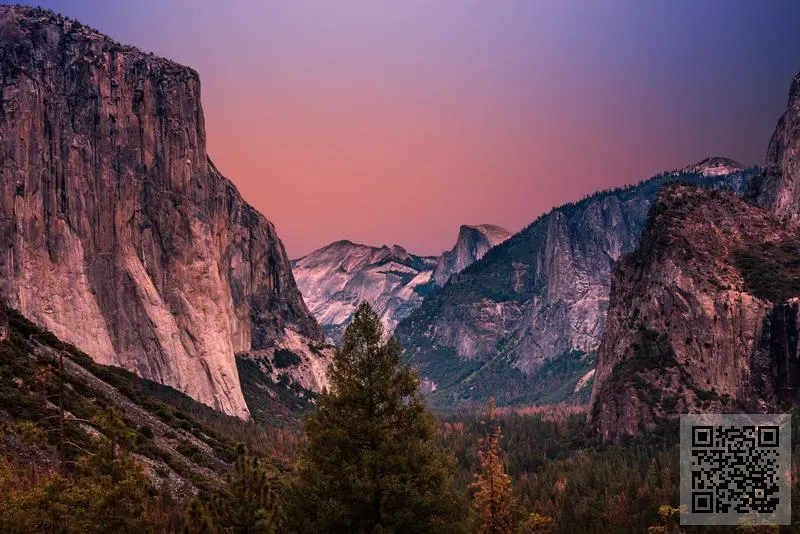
184, 497, 215, 534
287, 301, 466, 533
209, 444, 282, 533
472, 398, 515, 534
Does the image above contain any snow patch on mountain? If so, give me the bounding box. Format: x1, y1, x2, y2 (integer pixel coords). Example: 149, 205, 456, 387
293, 224, 509, 342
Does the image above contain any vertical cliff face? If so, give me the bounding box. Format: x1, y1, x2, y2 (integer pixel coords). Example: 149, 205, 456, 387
590, 184, 800, 441
432, 224, 510, 286
0, 297, 7, 343
749, 73, 800, 219
395, 167, 753, 406
0, 6, 325, 418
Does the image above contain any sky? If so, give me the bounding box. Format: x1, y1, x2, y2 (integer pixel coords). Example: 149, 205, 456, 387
16, 1, 800, 257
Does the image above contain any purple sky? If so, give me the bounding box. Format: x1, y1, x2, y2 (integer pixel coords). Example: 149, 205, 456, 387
17, 1, 800, 257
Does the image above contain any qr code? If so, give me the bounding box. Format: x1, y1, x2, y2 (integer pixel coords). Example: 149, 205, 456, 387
680, 414, 791, 526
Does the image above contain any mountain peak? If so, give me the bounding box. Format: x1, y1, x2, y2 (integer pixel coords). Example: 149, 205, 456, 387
458, 224, 511, 245
432, 224, 510, 286
681, 156, 745, 177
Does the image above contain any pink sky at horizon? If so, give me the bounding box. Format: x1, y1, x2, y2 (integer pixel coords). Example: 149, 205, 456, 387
17, 1, 800, 257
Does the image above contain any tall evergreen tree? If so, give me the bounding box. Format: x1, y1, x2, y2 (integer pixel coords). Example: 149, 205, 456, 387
472, 398, 515, 534
287, 301, 466, 533
209, 444, 282, 534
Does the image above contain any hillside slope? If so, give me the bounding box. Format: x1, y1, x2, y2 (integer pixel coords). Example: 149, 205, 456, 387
0, 298, 243, 498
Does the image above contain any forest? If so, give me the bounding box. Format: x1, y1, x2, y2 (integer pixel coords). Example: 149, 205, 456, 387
0, 302, 797, 533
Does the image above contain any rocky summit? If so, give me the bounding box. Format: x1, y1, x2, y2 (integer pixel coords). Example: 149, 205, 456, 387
432, 224, 510, 286
680, 156, 745, 177
0, 6, 328, 419
292, 224, 508, 343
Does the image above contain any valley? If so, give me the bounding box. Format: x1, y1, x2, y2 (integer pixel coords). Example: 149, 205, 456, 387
1, 3, 800, 533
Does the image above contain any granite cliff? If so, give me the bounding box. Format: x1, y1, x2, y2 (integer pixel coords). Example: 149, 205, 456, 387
0, 6, 327, 419
432, 224, 510, 286
292, 224, 508, 343
590, 184, 800, 441
749, 73, 800, 219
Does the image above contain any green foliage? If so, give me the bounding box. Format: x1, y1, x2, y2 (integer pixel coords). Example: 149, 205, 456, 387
184, 497, 215, 534
15, 420, 50, 448
736, 240, 800, 302
287, 302, 468, 533
0, 412, 181, 533
236, 356, 315, 425
207, 444, 282, 533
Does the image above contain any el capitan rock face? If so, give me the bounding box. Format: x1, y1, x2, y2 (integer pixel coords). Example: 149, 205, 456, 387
590, 184, 800, 441
0, 6, 325, 418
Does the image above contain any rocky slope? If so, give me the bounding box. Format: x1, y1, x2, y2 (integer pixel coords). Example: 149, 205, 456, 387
0, 6, 327, 419
395, 166, 755, 407
590, 183, 800, 441
292, 224, 508, 343
591, 71, 800, 441
0, 298, 237, 498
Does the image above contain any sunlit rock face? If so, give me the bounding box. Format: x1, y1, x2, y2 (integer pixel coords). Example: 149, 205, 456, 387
292, 241, 439, 343
0, 299, 7, 343
680, 156, 745, 177
0, 6, 327, 418
432, 224, 510, 286
292, 224, 508, 343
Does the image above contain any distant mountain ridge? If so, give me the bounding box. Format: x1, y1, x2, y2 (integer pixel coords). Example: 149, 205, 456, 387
291, 241, 438, 342
292, 224, 509, 342
680, 156, 745, 177
395, 163, 756, 408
